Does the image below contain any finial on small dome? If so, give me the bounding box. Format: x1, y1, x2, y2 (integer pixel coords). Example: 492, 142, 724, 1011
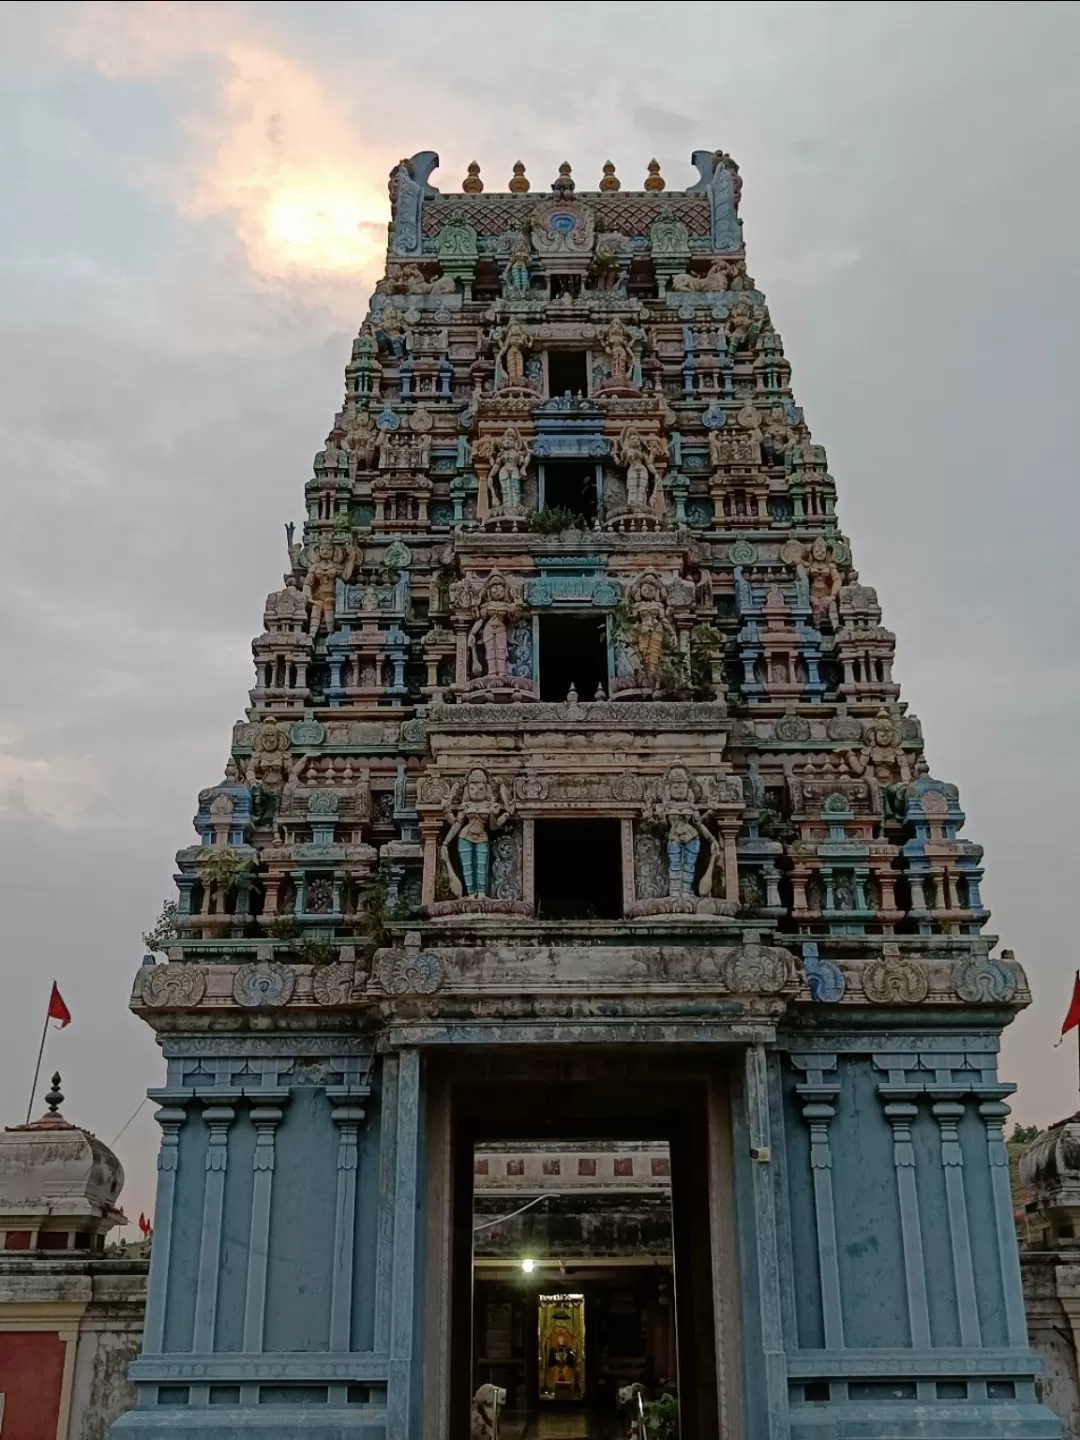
509, 161, 530, 194
45, 1073, 64, 1115
644, 159, 665, 192
462, 161, 483, 194
552, 161, 575, 198
599, 160, 620, 192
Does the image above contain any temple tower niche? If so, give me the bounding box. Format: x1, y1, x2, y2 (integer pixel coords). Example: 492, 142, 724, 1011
117, 148, 1056, 1440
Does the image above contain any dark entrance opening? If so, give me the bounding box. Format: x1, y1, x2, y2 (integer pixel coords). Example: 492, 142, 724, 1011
444, 1056, 725, 1440
534, 818, 622, 920
549, 274, 582, 301
471, 1139, 676, 1431
538, 612, 608, 701
540, 461, 598, 521
547, 350, 589, 399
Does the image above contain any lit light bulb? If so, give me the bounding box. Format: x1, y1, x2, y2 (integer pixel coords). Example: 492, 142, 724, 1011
521, 1257, 535, 1274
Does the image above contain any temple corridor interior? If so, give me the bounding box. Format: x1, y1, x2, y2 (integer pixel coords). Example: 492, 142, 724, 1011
471, 1140, 678, 1439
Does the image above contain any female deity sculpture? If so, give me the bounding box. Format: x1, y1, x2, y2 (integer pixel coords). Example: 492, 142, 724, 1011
621, 572, 679, 691
503, 233, 532, 293
496, 318, 531, 384
475, 426, 532, 513
645, 765, 721, 898
726, 297, 755, 349
441, 768, 514, 899
612, 424, 663, 513
601, 318, 636, 388
467, 573, 523, 682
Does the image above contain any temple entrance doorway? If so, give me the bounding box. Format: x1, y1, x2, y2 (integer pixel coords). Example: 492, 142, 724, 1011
434, 1054, 731, 1440
472, 1140, 677, 1439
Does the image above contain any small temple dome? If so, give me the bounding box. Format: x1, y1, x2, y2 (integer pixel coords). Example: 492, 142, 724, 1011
1019, 1115, 1080, 1201
0, 1074, 125, 1252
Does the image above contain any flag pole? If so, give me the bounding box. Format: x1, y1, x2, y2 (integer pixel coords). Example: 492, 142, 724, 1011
25, 1009, 50, 1125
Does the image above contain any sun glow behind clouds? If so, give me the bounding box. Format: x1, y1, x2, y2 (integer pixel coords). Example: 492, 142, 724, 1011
265, 190, 385, 273
59, 3, 388, 282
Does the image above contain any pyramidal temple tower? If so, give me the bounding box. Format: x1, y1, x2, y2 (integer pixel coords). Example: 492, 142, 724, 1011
120, 151, 1056, 1440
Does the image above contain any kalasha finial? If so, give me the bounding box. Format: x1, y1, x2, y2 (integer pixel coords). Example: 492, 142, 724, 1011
552, 161, 575, 198
45, 1073, 64, 1114
462, 161, 483, 194
599, 160, 620, 192
508, 160, 530, 194
644, 159, 665, 192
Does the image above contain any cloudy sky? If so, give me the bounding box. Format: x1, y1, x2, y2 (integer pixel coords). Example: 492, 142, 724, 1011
1, 0, 1078, 1229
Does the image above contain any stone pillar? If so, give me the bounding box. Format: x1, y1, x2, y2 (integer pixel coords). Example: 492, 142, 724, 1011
932, 1097, 981, 1347
192, 1101, 237, 1352
744, 1043, 788, 1440
523, 818, 536, 911
242, 1098, 289, 1354
420, 819, 441, 907
141, 1102, 187, 1356
328, 1090, 368, 1351
388, 1049, 421, 1439
880, 1096, 931, 1348
795, 1058, 843, 1350
620, 819, 636, 913
979, 1095, 1029, 1347
721, 823, 740, 905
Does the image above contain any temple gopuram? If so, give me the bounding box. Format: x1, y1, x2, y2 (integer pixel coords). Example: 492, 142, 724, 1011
117, 149, 1057, 1440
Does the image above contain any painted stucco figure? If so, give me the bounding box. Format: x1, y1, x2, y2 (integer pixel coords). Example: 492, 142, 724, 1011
441, 768, 513, 898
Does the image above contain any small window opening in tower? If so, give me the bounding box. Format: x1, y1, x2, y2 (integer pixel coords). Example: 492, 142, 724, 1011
534, 819, 622, 919
540, 461, 597, 521
538, 613, 608, 702
547, 350, 589, 398
549, 274, 581, 301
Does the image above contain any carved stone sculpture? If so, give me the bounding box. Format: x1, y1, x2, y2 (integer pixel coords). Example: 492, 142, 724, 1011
644, 765, 720, 899
440, 768, 514, 899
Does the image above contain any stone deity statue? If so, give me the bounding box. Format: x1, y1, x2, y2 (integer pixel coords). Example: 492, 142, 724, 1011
621, 572, 679, 691
504, 234, 532, 293
496, 319, 531, 384
467, 574, 523, 681
303, 532, 356, 637
602, 318, 636, 388
613, 425, 664, 513
441, 768, 514, 899
645, 765, 720, 898
475, 426, 532, 513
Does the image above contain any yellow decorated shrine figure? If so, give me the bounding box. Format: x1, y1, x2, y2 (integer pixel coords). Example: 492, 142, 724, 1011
545, 1325, 577, 1393
538, 1296, 585, 1402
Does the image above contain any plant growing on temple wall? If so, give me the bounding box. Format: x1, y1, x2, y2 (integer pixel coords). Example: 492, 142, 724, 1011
524, 506, 591, 535
142, 900, 179, 954
194, 848, 252, 893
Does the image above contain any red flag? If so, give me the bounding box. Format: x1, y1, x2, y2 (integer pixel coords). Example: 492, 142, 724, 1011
1058, 972, 1080, 1043
47, 983, 71, 1029
138, 1213, 151, 1238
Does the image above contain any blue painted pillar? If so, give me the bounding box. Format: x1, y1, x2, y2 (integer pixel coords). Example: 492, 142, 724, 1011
980, 1095, 1030, 1347
328, 1089, 368, 1351
388, 1049, 421, 1439
880, 1096, 931, 1348
932, 1097, 982, 1347
745, 1043, 789, 1440
242, 1098, 289, 1354
192, 1101, 236, 1353
795, 1059, 843, 1351
374, 1053, 399, 1356
141, 1102, 187, 1357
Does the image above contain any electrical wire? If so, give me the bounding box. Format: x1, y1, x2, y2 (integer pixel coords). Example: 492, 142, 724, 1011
472, 1192, 560, 1232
